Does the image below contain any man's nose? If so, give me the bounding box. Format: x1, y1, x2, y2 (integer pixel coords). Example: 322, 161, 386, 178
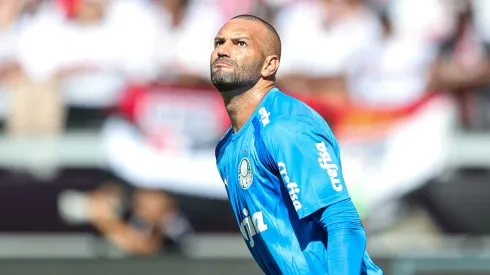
217, 43, 231, 58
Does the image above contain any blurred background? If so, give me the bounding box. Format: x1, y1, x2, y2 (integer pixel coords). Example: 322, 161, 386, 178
0, 0, 490, 274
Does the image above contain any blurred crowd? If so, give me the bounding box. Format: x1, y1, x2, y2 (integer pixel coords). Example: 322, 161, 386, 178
2, 0, 490, 257
1, 0, 490, 133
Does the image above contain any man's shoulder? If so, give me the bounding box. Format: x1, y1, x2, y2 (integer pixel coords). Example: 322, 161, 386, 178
259, 91, 327, 140
215, 127, 232, 161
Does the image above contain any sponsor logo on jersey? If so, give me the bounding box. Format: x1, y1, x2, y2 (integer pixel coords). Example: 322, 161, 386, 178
258, 107, 270, 127
239, 208, 268, 248
238, 158, 253, 189
277, 162, 302, 211
316, 141, 343, 192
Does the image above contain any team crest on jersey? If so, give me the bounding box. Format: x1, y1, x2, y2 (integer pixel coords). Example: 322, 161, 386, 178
238, 158, 253, 189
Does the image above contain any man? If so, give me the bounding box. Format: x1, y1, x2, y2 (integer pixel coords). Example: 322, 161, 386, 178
211, 14, 383, 274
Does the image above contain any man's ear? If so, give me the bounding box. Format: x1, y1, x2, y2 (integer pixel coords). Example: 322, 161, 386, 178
262, 55, 280, 79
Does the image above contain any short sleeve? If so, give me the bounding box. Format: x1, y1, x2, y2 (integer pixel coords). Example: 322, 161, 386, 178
265, 118, 351, 219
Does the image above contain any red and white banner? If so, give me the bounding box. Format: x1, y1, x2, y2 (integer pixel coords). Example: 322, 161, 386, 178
102, 85, 457, 218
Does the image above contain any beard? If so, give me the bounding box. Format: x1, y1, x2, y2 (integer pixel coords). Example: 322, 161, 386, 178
210, 58, 262, 92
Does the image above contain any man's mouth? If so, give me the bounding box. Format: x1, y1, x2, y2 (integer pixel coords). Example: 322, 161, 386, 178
213, 59, 234, 68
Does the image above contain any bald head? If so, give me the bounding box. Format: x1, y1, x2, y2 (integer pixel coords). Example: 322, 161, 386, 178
230, 14, 282, 60
210, 14, 281, 92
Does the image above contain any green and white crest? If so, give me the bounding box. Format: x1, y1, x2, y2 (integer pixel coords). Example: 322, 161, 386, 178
238, 157, 253, 189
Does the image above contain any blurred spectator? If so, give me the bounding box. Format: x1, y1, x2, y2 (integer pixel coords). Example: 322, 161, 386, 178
51, 0, 135, 108
387, 0, 455, 43
149, 0, 223, 86
275, 0, 382, 104
1, 0, 65, 135
87, 182, 193, 255
14, 0, 159, 125
250, 0, 294, 23
0, 0, 25, 125
346, 7, 438, 107
428, 0, 490, 129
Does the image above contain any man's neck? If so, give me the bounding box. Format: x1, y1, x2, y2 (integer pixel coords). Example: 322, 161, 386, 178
221, 81, 274, 133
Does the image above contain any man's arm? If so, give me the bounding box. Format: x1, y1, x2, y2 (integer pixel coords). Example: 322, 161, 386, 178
313, 199, 366, 275
427, 58, 490, 91
264, 117, 365, 273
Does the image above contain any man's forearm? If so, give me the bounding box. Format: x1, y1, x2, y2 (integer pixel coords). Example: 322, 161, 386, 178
313, 199, 366, 275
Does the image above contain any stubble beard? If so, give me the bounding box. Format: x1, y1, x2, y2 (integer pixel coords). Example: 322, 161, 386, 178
211, 63, 262, 93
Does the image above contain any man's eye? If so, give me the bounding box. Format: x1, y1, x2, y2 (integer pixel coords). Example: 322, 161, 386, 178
238, 41, 246, 47
215, 41, 224, 47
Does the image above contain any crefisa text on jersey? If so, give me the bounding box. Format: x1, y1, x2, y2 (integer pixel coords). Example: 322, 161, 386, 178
316, 141, 343, 192
278, 162, 302, 211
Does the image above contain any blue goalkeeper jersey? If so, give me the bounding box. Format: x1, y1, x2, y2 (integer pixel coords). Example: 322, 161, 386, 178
215, 88, 382, 275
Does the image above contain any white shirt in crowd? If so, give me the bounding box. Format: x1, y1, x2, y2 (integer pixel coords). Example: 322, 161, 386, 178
275, 0, 382, 77
149, 2, 224, 81
14, 0, 223, 108
347, 34, 437, 107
